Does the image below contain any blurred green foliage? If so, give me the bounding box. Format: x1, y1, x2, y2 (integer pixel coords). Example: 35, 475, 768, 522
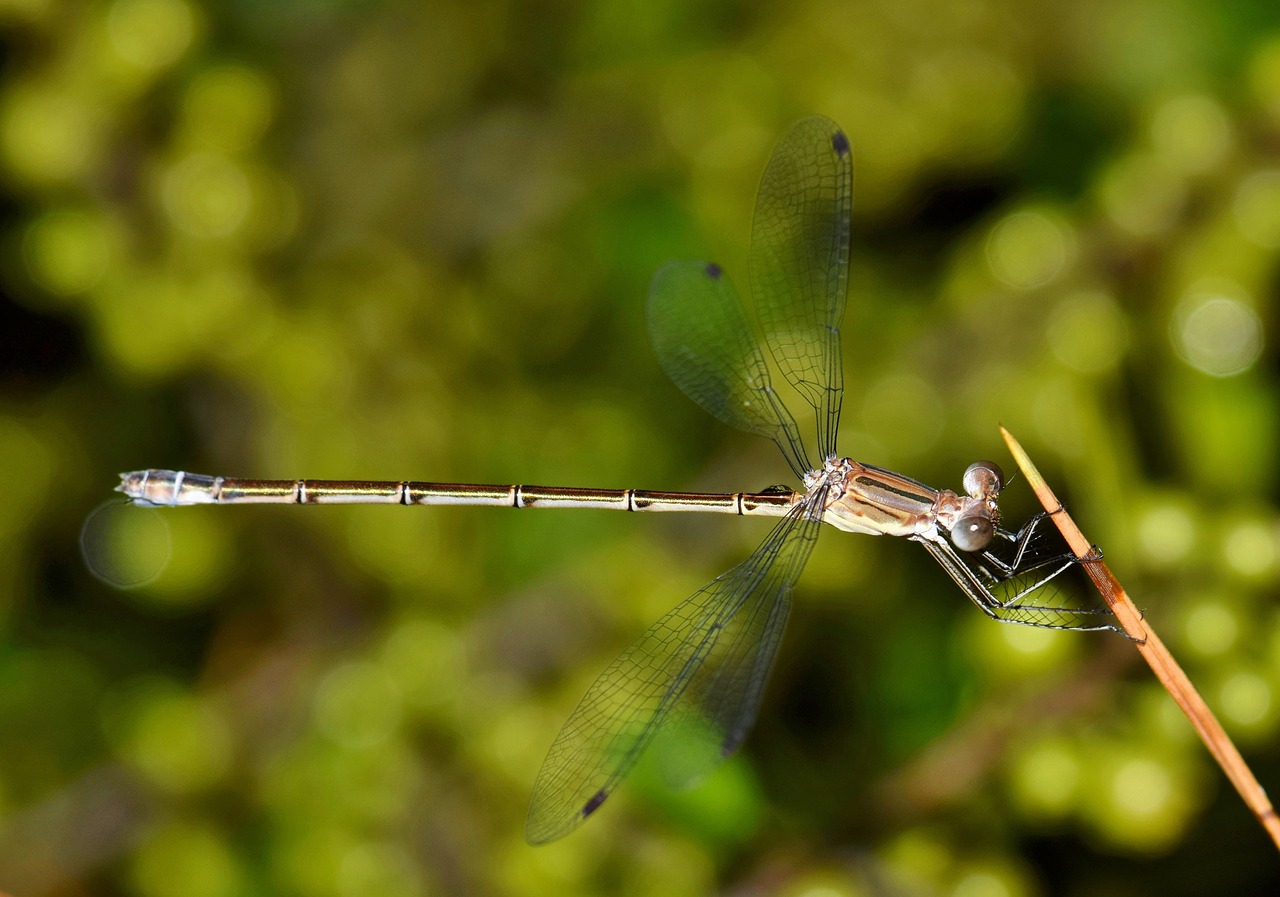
2, 0, 1280, 894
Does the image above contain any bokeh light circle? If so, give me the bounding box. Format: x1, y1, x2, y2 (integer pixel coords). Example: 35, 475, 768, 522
986, 210, 1072, 289
80, 499, 172, 589
22, 210, 111, 297
1169, 285, 1264, 377
1047, 290, 1128, 374
1232, 170, 1280, 248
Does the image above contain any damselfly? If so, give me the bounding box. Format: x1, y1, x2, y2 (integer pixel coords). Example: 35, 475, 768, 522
116, 116, 1116, 844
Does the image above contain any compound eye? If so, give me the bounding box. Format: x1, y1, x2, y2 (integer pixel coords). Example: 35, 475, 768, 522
951, 515, 995, 551
963, 460, 1005, 498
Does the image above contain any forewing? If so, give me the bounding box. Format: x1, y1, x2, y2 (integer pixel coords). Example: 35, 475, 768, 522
750, 116, 852, 460
663, 487, 826, 788
649, 260, 809, 477
524, 496, 824, 844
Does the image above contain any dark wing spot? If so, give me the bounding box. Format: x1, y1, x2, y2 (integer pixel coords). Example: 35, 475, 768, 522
581, 789, 608, 818
704, 262, 723, 279
831, 130, 850, 157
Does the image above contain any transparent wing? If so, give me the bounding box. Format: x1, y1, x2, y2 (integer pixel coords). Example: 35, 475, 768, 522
750, 115, 852, 461
648, 260, 809, 478
524, 494, 825, 845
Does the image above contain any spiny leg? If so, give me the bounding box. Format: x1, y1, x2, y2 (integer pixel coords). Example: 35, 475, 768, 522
920, 535, 1119, 634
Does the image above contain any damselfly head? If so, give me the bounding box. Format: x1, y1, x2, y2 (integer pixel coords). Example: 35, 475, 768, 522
950, 514, 996, 551
949, 461, 1005, 551
962, 460, 1004, 500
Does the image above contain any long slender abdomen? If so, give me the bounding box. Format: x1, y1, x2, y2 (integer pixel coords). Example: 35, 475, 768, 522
116, 470, 799, 518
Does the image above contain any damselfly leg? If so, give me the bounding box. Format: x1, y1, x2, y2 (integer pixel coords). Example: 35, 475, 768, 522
926, 512, 1117, 633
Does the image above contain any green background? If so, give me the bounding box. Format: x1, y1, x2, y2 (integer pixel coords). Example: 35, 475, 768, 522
2, 0, 1280, 894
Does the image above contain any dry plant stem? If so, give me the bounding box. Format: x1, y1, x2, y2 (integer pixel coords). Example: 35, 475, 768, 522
1000, 426, 1280, 852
